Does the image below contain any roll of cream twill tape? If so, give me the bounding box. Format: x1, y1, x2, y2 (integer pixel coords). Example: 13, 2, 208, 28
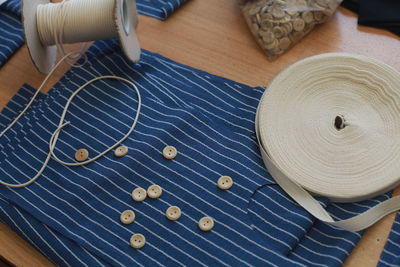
256, 53, 400, 231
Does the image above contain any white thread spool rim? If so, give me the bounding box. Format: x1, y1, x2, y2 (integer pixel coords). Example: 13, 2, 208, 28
22, 0, 140, 74
120, 0, 131, 35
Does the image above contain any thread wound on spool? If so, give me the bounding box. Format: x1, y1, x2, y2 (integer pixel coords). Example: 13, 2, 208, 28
37, 0, 118, 46
120, 0, 131, 35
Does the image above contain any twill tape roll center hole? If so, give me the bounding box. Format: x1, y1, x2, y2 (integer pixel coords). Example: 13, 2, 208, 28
256, 53, 400, 231
334, 115, 346, 131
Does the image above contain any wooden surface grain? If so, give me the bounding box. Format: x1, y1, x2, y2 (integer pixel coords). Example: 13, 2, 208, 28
0, 0, 399, 266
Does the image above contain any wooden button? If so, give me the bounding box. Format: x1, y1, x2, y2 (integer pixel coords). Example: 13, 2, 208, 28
120, 210, 135, 224
271, 6, 285, 19
273, 26, 285, 39
264, 39, 279, 50
147, 184, 162, 199
293, 18, 305, 32
283, 22, 293, 34
130, 233, 145, 249
261, 31, 275, 44
279, 37, 291, 50
75, 148, 89, 162
132, 187, 147, 202
163, 146, 177, 159
313, 11, 325, 22
114, 145, 128, 157
217, 176, 233, 190
198, 217, 214, 231
166, 206, 181, 221
301, 11, 314, 24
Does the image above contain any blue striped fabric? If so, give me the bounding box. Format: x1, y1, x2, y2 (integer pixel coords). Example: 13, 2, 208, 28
0, 0, 188, 67
0, 0, 20, 15
0, 85, 109, 266
378, 214, 400, 266
0, 39, 395, 266
0, 0, 23, 67
136, 0, 189, 20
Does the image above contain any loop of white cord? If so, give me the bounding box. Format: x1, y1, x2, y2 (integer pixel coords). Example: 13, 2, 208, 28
0, 0, 141, 188
48, 75, 141, 167
0, 55, 141, 188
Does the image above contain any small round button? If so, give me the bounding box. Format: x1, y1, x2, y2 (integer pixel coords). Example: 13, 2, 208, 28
163, 146, 177, 160
293, 18, 305, 32
75, 148, 89, 162
130, 233, 145, 249
166, 206, 181, 221
198, 217, 214, 231
120, 210, 135, 224
217, 176, 233, 190
132, 187, 147, 202
147, 184, 162, 199
115, 145, 128, 157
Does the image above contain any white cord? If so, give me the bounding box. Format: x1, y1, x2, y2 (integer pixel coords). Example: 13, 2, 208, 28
37, 0, 117, 46
0, 54, 141, 187
0, 0, 141, 188
36, 0, 118, 65
48, 76, 141, 167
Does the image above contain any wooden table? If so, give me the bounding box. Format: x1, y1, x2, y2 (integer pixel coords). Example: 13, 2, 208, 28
0, 0, 399, 266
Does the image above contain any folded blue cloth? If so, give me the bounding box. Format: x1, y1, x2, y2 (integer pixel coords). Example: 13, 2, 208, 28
378, 214, 400, 266
137, 0, 188, 20
0, 0, 23, 67
0, 39, 393, 266
0, 0, 20, 16
0, 0, 188, 67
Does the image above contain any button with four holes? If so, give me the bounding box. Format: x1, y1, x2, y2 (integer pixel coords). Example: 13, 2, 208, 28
132, 187, 147, 202
115, 145, 128, 157
147, 184, 162, 199
163, 145, 177, 160
75, 148, 89, 162
130, 233, 146, 249
217, 176, 233, 190
198, 216, 214, 231
120, 210, 135, 225
122, 146, 222, 240
166, 206, 181, 221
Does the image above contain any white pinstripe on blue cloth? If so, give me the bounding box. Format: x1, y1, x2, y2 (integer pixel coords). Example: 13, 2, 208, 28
0, 0, 23, 67
0, 40, 396, 266
379, 215, 400, 267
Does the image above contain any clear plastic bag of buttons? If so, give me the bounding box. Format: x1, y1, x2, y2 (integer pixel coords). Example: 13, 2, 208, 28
241, 0, 342, 60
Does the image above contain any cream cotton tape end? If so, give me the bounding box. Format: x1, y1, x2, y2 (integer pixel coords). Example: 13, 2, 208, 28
256, 53, 400, 231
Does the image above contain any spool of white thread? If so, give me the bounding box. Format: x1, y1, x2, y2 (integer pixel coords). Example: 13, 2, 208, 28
22, 0, 140, 74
